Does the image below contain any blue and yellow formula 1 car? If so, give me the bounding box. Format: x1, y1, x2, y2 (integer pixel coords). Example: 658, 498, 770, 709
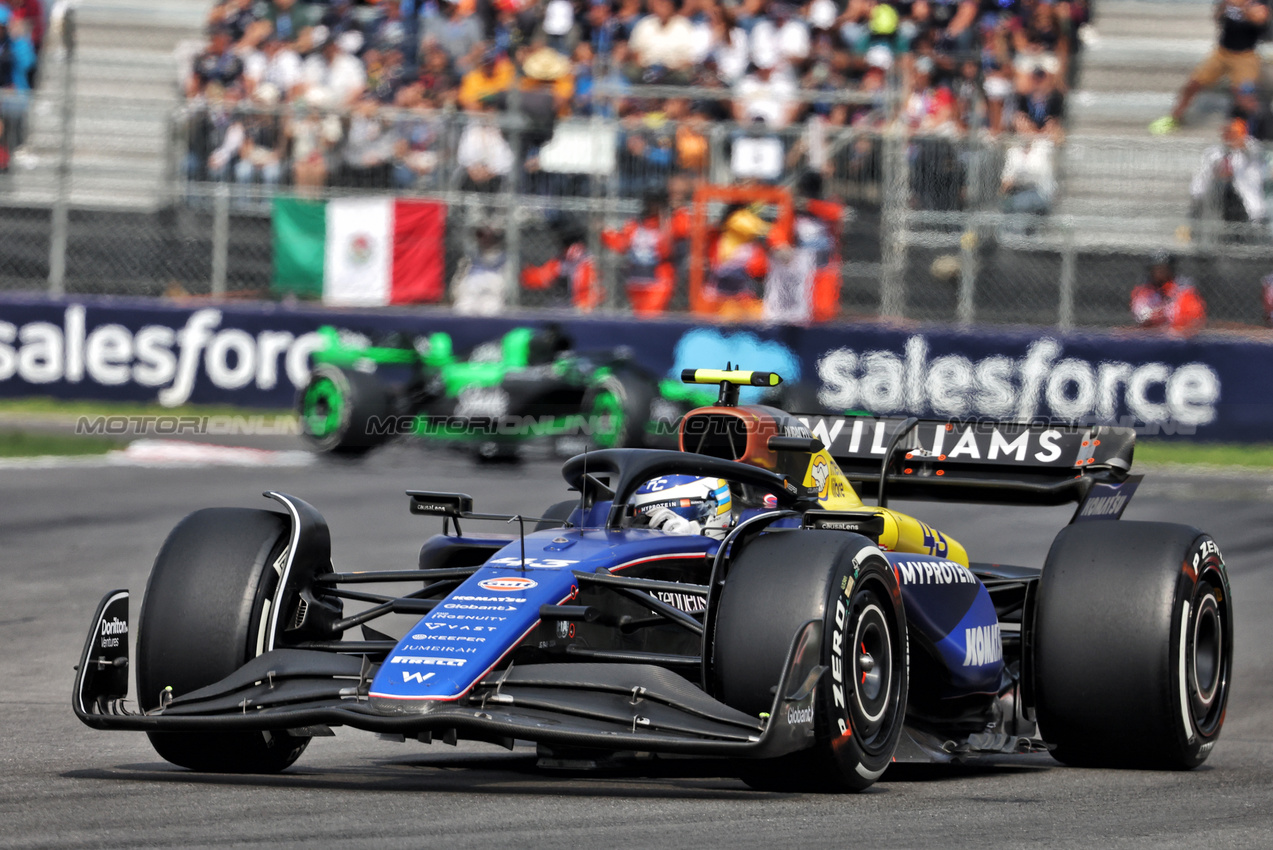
75, 370, 1232, 790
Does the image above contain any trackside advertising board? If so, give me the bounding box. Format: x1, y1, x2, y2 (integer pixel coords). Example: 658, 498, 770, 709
1, 294, 1271, 441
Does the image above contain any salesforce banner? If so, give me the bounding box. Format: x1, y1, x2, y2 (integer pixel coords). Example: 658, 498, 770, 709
1, 294, 1270, 441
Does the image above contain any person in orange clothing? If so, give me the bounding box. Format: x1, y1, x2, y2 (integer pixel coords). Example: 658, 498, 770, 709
1130, 252, 1207, 334
601, 191, 690, 315
521, 224, 603, 312
458, 47, 515, 112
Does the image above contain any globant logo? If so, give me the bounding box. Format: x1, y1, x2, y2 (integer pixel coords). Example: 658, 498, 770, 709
0, 306, 324, 406
816, 336, 1220, 429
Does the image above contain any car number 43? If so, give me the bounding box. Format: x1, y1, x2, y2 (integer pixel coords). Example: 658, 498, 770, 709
487, 557, 579, 569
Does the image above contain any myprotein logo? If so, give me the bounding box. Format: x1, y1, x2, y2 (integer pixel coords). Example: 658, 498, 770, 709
816, 336, 1220, 429
0, 306, 322, 406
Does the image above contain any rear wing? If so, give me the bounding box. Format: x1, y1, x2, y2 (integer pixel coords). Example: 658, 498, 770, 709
794, 415, 1135, 507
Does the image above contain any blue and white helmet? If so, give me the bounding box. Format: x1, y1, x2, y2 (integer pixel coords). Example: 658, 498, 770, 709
632, 475, 733, 533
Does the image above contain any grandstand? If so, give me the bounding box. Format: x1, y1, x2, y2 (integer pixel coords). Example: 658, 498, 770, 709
3, 0, 1273, 326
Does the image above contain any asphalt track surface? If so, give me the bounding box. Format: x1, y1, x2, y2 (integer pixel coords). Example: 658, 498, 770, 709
3, 443, 1272, 849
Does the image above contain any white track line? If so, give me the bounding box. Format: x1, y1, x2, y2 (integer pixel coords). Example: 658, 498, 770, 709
0, 440, 315, 470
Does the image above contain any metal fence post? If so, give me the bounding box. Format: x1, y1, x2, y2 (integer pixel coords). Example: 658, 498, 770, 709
503, 104, 522, 309
879, 125, 908, 318
211, 183, 230, 298
957, 217, 977, 325
47, 8, 76, 298
1058, 215, 1076, 329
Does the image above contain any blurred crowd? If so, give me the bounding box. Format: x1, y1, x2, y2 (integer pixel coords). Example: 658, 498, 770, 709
183, 0, 1088, 202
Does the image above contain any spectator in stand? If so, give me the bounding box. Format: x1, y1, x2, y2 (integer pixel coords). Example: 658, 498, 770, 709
734, 51, 798, 128
628, 0, 697, 83
1232, 82, 1273, 141
6, 0, 42, 52
234, 83, 286, 194
1011, 2, 1068, 90
1000, 114, 1056, 222
613, 0, 647, 41
585, 0, 621, 59
1152, 0, 1270, 134
243, 30, 304, 102
751, 2, 810, 74
302, 31, 367, 108
453, 225, 507, 316
537, 0, 582, 55
366, 0, 416, 61
981, 57, 1013, 134
420, 0, 485, 66
418, 43, 460, 106
927, 0, 978, 54
601, 189, 691, 314
342, 91, 397, 188
459, 46, 515, 112
287, 100, 343, 193
212, 0, 260, 42
1189, 117, 1267, 230
519, 43, 575, 120
1, 16, 33, 91
617, 99, 675, 195
1013, 67, 1065, 141
391, 83, 443, 189
1130, 252, 1206, 335
188, 26, 246, 99
455, 94, 514, 191
267, 0, 309, 46
366, 48, 411, 103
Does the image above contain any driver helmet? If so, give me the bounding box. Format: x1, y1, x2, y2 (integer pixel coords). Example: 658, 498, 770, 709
632, 475, 733, 534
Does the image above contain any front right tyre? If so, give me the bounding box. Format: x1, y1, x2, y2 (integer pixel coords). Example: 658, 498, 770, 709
713, 531, 908, 792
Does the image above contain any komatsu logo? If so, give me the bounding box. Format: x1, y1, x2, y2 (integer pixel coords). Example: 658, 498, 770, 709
1079, 495, 1127, 518
962, 625, 1002, 667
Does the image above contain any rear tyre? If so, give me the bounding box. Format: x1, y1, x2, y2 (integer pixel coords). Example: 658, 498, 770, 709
714, 531, 907, 792
298, 365, 392, 455
584, 368, 654, 449
137, 508, 311, 772
1034, 521, 1233, 769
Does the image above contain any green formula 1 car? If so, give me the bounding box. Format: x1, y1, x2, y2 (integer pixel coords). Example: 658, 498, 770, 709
297, 325, 758, 459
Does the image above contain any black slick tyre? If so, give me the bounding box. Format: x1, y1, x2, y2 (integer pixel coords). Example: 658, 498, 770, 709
713, 531, 908, 792
1033, 521, 1233, 769
584, 368, 654, 449
137, 508, 311, 772
299, 365, 392, 455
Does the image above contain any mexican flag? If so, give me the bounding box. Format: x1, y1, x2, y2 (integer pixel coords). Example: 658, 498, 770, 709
271, 197, 446, 305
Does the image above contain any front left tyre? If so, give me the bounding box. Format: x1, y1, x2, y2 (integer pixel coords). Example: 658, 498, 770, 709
137, 508, 310, 772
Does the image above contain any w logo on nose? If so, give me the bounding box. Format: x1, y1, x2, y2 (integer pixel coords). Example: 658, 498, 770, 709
402, 671, 434, 684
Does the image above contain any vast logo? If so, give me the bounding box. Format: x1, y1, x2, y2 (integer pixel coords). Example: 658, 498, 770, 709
816, 336, 1220, 429
477, 576, 538, 592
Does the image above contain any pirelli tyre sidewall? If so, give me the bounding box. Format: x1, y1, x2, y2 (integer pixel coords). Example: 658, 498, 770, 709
1034, 521, 1233, 769
714, 531, 908, 791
